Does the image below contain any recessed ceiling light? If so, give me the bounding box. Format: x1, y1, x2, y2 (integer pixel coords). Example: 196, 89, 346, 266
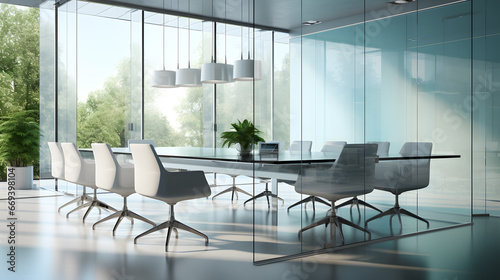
389, 0, 415, 4
303, 20, 321, 26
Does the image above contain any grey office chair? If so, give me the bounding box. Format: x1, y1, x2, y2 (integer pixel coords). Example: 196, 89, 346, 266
49, 142, 92, 212
91, 143, 156, 236
365, 142, 432, 227
61, 143, 117, 222
287, 141, 344, 212
334, 141, 389, 215
296, 144, 377, 244
130, 144, 211, 251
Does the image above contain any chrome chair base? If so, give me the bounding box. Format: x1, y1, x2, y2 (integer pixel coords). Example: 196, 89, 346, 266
212, 175, 251, 201
287, 195, 331, 212
58, 187, 93, 212
365, 206, 430, 227
299, 205, 371, 244
92, 197, 156, 236
244, 182, 284, 208
134, 205, 208, 252
364, 195, 430, 227
335, 196, 382, 216
66, 188, 117, 223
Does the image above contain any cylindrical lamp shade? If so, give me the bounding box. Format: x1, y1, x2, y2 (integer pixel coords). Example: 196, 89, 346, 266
152, 70, 177, 88
201, 63, 234, 84
175, 68, 202, 87
233, 59, 262, 81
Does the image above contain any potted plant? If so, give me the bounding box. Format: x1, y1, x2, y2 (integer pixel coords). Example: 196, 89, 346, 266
221, 119, 265, 158
0, 110, 40, 190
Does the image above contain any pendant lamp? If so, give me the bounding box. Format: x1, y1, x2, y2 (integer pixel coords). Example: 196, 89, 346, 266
152, 2, 176, 88
176, 3, 202, 87
233, 0, 261, 81
201, 2, 233, 84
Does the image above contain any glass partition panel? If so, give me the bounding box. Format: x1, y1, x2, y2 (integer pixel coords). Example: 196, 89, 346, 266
40, 2, 56, 180
76, 2, 136, 149
473, 0, 500, 217
128, 10, 143, 144
55, 0, 78, 194
254, 0, 472, 264
144, 14, 207, 147
297, 3, 367, 253
415, 1, 472, 226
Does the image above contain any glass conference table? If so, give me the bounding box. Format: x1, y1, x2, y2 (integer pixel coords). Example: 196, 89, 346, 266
80, 146, 462, 263
97, 146, 460, 188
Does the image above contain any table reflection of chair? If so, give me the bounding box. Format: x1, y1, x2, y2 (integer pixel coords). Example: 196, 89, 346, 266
297, 144, 377, 243
287, 141, 341, 212
365, 142, 432, 227
334, 141, 389, 215
130, 144, 211, 251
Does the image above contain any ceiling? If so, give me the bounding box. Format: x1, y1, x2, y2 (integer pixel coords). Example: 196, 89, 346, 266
0, 0, 467, 33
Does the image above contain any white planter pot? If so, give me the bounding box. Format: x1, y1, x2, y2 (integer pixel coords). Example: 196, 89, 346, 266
6, 166, 34, 190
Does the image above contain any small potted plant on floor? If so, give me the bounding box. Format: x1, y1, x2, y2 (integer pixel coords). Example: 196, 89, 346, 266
221, 119, 265, 159
0, 110, 40, 189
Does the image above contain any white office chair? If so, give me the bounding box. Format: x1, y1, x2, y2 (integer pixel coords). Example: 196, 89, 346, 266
287, 141, 344, 212
130, 144, 211, 251
289, 140, 312, 153
49, 142, 92, 212
128, 139, 156, 148
61, 143, 117, 222
91, 143, 156, 236
334, 141, 389, 215
365, 142, 432, 227
296, 144, 377, 244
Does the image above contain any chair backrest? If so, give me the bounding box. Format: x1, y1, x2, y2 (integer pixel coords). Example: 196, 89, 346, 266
320, 141, 346, 153
368, 141, 390, 157
61, 142, 96, 187
128, 139, 156, 148
92, 143, 119, 191
289, 140, 312, 152
397, 142, 432, 190
48, 142, 64, 179
296, 144, 378, 199
129, 144, 163, 197
130, 144, 211, 202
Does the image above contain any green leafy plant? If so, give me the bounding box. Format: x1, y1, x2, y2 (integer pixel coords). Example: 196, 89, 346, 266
0, 110, 40, 167
221, 119, 265, 152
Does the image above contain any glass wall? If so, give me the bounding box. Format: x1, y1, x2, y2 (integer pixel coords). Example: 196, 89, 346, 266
253, 0, 473, 263
39, 1, 56, 179
75, 2, 139, 149
144, 13, 208, 147
472, 0, 500, 217
39, 0, 493, 264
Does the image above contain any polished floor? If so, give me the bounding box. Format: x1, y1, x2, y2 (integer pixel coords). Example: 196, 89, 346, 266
0, 178, 499, 280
